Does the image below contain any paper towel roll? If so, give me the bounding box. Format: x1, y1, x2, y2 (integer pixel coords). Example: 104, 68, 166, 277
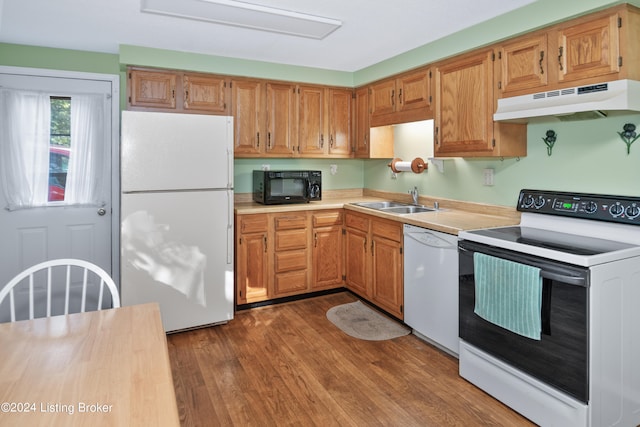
389, 157, 427, 174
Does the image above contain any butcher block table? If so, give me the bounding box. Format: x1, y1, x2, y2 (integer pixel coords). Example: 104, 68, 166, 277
0, 303, 179, 427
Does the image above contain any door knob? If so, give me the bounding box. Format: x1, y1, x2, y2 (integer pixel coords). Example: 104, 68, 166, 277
97, 208, 107, 216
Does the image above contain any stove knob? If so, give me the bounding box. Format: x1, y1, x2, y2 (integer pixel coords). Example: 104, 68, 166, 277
523, 195, 534, 208
609, 203, 624, 217
626, 204, 640, 219
533, 196, 546, 209
584, 201, 598, 214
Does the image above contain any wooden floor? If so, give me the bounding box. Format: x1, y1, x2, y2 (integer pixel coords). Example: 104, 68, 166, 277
167, 291, 535, 426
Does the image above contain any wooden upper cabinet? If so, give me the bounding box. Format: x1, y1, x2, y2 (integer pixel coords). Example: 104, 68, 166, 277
369, 68, 432, 126
396, 69, 431, 113
435, 49, 527, 158
557, 12, 620, 83
183, 73, 228, 114
353, 87, 394, 159
298, 85, 325, 156
327, 88, 352, 156
369, 79, 397, 117
231, 79, 264, 157
499, 33, 549, 96
435, 50, 495, 156
128, 69, 176, 110
265, 82, 297, 156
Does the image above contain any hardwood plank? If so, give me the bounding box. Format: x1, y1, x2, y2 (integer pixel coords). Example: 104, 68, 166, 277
167, 292, 534, 426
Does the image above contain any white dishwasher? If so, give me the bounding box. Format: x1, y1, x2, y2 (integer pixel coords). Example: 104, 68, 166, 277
403, 224, 459, 355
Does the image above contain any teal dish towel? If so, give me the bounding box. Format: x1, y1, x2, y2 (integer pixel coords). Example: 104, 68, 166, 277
473, 252, 543, 340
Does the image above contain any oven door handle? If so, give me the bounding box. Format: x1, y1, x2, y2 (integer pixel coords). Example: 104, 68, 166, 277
539, 270, 585, 286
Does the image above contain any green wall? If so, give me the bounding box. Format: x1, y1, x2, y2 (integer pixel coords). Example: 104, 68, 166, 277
2, 0, 639, 207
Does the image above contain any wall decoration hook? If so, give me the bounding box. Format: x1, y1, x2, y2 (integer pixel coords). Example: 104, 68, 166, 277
618, 123, 639, 155
542, 130, 556, 156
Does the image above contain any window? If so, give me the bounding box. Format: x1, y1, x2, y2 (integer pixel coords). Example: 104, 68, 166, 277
49, 97, 71, 202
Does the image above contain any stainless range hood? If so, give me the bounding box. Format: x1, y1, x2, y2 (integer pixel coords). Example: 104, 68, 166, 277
494, 79, 640, 122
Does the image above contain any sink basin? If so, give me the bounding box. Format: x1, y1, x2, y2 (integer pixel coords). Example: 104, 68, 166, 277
381, 206, 435, 214
352, 201, 408, 209
351, 201, 437, 215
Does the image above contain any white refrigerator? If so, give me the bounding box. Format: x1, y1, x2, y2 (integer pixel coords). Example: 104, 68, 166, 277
120, 111, 234, 332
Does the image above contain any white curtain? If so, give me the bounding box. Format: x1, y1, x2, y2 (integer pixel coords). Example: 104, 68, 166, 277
0, 89, 106, 210
65, 94, 107, 206
0, 88, 51, 210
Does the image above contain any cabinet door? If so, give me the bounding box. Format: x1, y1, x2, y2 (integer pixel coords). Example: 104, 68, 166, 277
500, 34, 548, 95
236, 214, 269, 304
397, 69, 431, 113
327, 89, 352, 156
371, 235, 403, 319
266, 82, 297, 156
353, 87, 370, 158
557, 13, 620, 83
312, 226, 344, 289
129, 69, 177, 110
298, 85, 325, 156
369, 79, 396, 116
183, 74, 228, 114
312, 210, 344, 289
344, 227, 369, 296
232, 79, 264, 156
434, 50, 495, 156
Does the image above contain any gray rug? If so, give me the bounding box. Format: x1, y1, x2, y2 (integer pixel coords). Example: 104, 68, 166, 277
326, 301, 411, 341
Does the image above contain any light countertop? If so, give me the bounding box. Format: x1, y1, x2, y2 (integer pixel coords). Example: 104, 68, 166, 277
235, 194, 520, 235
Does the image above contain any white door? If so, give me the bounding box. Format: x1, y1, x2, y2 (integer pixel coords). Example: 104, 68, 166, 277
0, 67, 119, 289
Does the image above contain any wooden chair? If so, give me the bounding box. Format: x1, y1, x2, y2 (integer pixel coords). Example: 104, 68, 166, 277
0, 259, 120, 322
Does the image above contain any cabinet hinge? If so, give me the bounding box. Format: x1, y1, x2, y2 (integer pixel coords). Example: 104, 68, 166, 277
429, 95, 432, 103
400, 305, 403, 314
498, 51, 502, 60
342, 228, 346, 235
492, 52, 496, 61
498, 81, 502, 90
400, 247, 403, 255
239, 290, 242, 297
492, 139, 496, 148
128, 96, 131, 103
429, 70, 432, 79
619, 56, 623, 67
352, 92, 356, 99
128, 72, 131, 79
342, 274, 346, 281
618, 16, 622, 28
229, 81, 233, 88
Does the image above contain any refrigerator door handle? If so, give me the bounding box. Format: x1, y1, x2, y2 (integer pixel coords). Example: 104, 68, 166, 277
227, 189, 234, 265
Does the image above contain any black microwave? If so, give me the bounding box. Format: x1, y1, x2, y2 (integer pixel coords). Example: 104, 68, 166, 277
253, 170, 322, 205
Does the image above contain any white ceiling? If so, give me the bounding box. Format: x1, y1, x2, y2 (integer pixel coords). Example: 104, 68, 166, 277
0, 0, 536, 72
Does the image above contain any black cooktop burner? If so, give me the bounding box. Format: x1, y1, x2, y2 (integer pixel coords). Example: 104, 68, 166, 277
470, 226, 635, 256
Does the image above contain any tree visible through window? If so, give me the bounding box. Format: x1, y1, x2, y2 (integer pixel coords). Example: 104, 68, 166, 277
49, 97, 71, 202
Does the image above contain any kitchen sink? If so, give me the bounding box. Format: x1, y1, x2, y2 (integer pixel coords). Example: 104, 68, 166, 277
351, 201, 437, 215
382, 206, 435, 214
352, 201, 409, 209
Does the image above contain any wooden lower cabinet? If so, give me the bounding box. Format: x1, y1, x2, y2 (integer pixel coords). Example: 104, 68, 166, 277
312, 210, 344, 289
344, 211, 404, 319
235, 209, 344, 305
235, 213, 269, 304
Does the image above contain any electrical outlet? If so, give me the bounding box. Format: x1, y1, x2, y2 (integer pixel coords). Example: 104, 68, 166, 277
261, 164, 270, 171
483, 168, 494, 186
330, 164, 338, 175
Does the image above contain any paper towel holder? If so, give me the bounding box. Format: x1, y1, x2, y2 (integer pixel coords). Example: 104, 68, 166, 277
388, 157, 427, 174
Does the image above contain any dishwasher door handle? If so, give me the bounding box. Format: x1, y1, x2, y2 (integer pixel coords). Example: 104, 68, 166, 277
405, 231, 457, 249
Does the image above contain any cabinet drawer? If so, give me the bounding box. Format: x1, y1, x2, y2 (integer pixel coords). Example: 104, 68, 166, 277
274, 214, 308, 230
274, 270, 308, 294
371, 219, 402, 242
313, 210, 343, 227
275, 228, 307, 251
274, 249, 307, 273
345, 212, 369, 232
239, 214, 268, 233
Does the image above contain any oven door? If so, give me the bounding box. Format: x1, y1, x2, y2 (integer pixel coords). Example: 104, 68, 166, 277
458, 239, 589, 403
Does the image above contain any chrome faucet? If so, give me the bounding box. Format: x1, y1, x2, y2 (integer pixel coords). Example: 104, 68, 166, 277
409, 186, 419, 205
